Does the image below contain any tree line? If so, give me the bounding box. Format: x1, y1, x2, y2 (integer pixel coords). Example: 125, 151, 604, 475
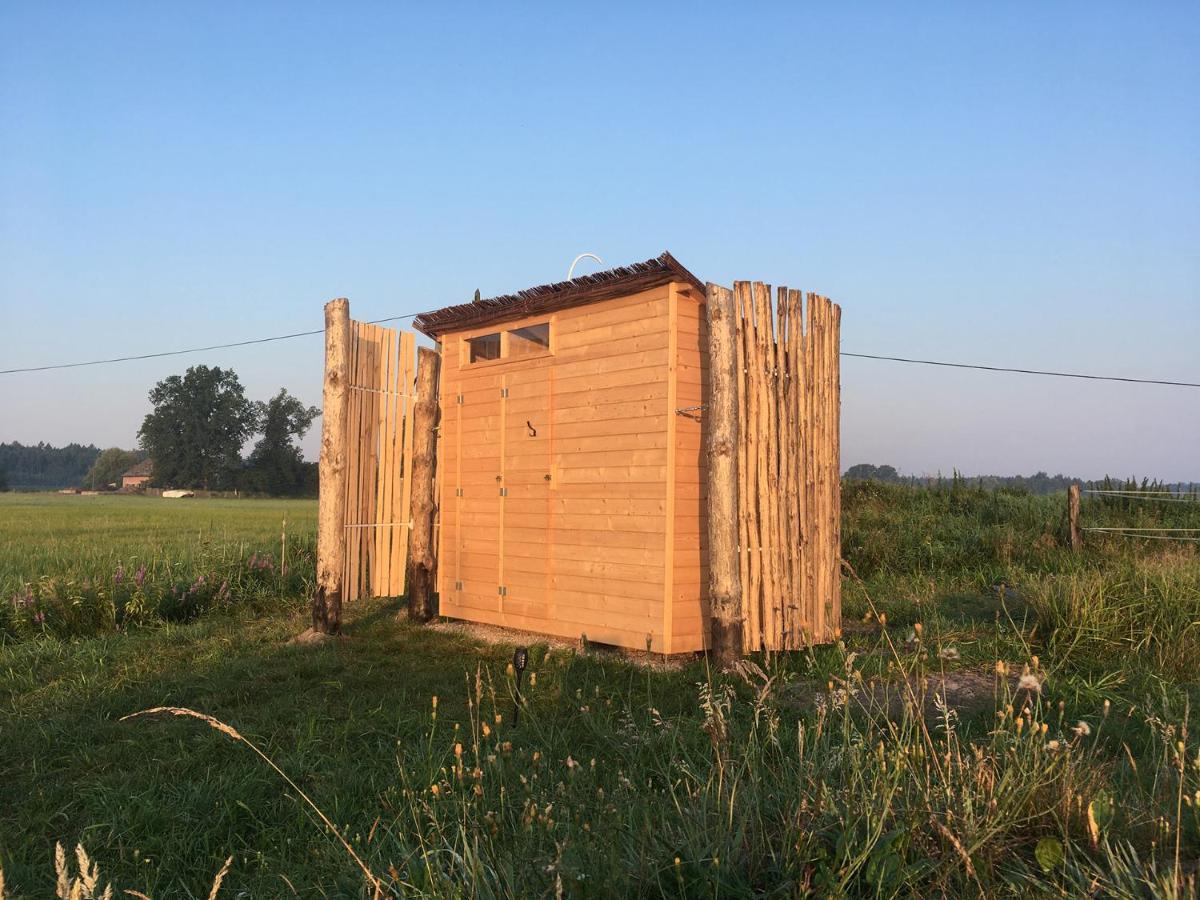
0, 442, 100, 490
0, 366, 320, 496
843, 463, 1199, 495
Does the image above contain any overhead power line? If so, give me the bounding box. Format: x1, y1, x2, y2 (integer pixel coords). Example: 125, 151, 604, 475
840, 352, 1200, 389
0, 316, 1197, 388
0, 314, 417, 375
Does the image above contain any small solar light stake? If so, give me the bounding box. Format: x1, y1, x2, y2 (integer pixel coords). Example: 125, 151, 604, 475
512, 646, 529, 724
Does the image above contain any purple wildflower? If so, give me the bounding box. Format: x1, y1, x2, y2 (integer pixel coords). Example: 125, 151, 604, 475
33, 610, 45, 625
134, 565, 147, 588
114, 565, 125, 585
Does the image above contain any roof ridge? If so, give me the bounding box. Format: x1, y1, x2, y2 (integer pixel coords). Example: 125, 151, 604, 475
123, 458, 153, 476
413, 252, 703, 337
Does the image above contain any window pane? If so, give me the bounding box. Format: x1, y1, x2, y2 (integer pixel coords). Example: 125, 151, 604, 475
468, 333, 501, 362
507, 323, 550, 358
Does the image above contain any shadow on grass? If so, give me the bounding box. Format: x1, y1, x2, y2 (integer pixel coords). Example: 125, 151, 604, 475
0, 599, 506, 896
0, 597, 703, 897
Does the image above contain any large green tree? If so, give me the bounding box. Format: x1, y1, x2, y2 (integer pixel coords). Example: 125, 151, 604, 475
83, 447, 145, 490
139, 366, 256, 490
242, 389, 320, 495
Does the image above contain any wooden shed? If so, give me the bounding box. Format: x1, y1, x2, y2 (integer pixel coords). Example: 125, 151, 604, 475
411, 253, 842, 654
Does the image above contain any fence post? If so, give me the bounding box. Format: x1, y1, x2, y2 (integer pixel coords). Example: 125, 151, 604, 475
706, 283, 743, 664
1068, 483, 1083, 552
313, 298, 351, 634
406, 347, 441, 622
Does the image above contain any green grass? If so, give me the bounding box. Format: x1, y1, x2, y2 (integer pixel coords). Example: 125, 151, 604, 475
0, 494, 316, 582
1, 486, 1199, 897
0, 494, 316, 639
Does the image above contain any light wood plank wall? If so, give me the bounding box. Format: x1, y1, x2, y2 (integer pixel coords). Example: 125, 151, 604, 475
436, 285, 680, 651
670, 285, 711, 652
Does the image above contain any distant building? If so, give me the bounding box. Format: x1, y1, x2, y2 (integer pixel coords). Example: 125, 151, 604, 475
121, 458, 154, 490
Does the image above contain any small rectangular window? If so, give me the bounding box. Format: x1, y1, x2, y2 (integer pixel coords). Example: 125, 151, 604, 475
467, 332, 501, 363
507, 322, 550, 359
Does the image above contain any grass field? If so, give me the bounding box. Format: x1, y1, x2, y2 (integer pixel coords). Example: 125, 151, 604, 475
2, 487, 1199, 897
0, 494, 316, 640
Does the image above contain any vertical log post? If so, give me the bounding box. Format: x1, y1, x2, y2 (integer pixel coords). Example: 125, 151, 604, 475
406, 347, 441, 622
706, 283, 743, 664
313, 298, 351, 634
1068, 483, 1083, 552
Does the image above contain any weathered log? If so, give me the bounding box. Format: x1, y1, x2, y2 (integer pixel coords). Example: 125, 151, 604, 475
705, 283, 742, 663
1068, 483, 1083, 552
406, 347, 441, 622
313, 298, 351, 634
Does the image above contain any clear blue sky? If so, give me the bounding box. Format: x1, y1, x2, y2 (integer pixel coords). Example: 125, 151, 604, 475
1, 2, 1197, 480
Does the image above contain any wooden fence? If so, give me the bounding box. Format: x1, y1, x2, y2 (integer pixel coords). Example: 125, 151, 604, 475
343, 319, 418, 601
733, 283, 841, 650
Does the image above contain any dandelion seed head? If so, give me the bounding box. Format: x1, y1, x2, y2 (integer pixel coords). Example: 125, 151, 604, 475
1018, 673, 1042, 693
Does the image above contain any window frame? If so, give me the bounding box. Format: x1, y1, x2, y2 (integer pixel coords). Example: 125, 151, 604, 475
458, 315, 556, 368
465, 331, 503, 364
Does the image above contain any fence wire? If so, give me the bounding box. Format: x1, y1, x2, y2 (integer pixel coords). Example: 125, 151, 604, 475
1083, 489, 1199, 503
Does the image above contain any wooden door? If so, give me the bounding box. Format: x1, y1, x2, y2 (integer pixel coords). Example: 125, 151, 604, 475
499, 369, 553, 624
453, 375, 503, 619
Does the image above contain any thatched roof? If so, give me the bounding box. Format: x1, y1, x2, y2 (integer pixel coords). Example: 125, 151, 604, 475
122, 458, 153, 478
413, 252, 703, 338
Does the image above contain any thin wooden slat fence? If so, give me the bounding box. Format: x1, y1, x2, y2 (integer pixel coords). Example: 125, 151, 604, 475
343, 319, 417, 601
733, 282, 840, 651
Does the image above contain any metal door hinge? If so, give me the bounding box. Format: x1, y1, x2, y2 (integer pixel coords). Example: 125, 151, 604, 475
498, 585, 507, 597
456, 393, 464, 404
455, 487, 463, 497
500, 387, 509, 398
499, 487, 508, 497
454, 580, 463, 591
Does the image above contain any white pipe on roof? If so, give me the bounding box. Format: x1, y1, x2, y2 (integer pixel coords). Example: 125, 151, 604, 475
567, 253, 602, 280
